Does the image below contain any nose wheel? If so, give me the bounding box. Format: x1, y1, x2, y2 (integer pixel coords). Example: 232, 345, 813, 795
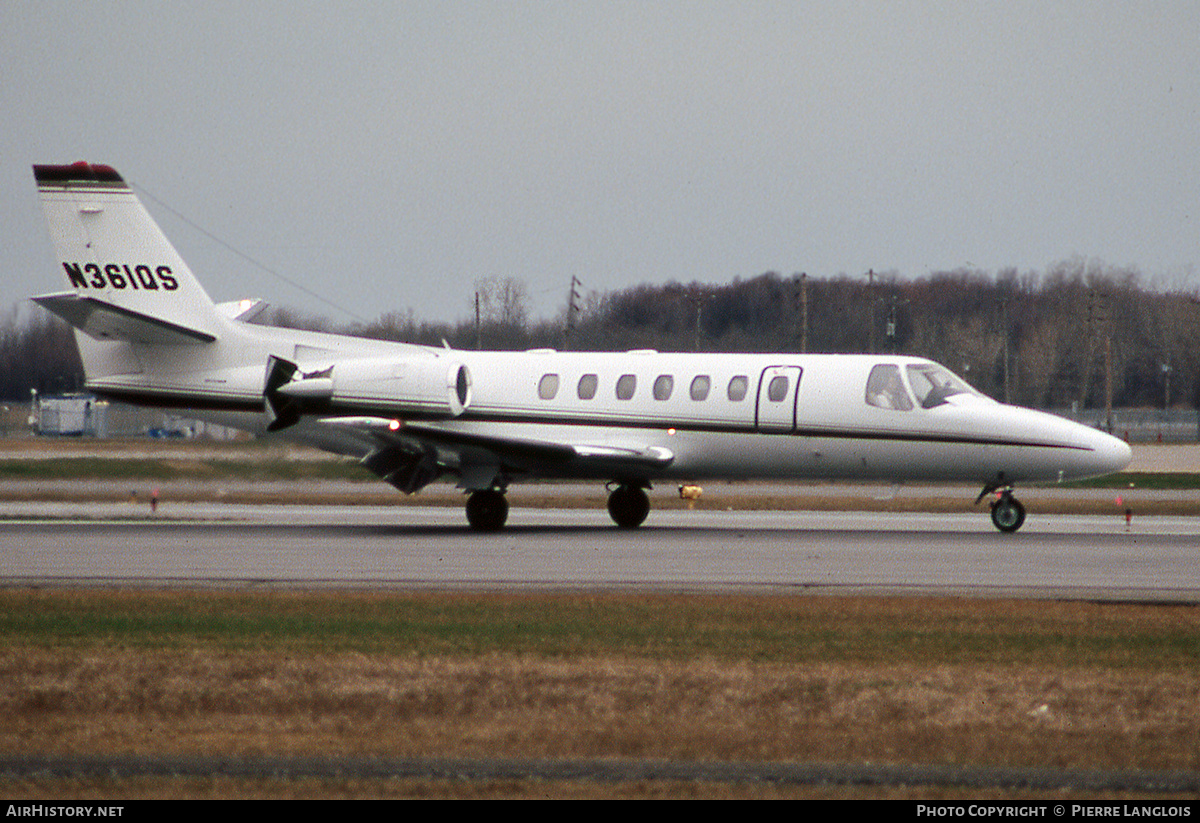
990, 491, 1026, 533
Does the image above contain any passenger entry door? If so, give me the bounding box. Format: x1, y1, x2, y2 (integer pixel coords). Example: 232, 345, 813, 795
755, 366, 802, 432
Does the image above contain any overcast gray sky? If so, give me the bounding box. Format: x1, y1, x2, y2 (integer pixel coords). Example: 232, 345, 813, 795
4, 1, 1198, 326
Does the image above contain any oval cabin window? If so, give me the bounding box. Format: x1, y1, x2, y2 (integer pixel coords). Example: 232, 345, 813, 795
768, 375, 789, 402
727, 375, 749, 402
538, 373, 560, 400
577, 373, 598, 400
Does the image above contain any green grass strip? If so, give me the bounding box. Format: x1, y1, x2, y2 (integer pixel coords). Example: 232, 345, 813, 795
2, 590, 1197, 670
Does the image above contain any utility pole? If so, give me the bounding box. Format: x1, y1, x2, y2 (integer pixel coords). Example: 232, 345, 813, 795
1000, 296, 1011, 405
1105, 335, 1113, 433
1086, 287, 1113, 432
688, 285, 710, 352
564, 275, 582, 348
793, 272, 808, 353
865, 269, 876, 353
1162, 359, 1173, 410
1158, 358, 1171, 444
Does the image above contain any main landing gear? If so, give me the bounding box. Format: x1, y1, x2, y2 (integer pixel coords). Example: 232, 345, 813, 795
606, 483, 650, 529
465, 488, 508, 532
464, 483, 653, 531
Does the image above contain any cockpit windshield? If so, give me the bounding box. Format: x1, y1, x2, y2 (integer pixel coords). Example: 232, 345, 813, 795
905, 363, 976, 408
866, 362, 979, 411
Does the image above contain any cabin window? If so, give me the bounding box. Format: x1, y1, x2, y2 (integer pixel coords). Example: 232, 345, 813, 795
865, 364, 913, 411
767, 375, 789, 402
616, 374, 637, 400
455, 366, 471, 407
538, 373, 560, 400
653, 374, 674, 401
577, 373, 598, 400
690, 375, 711, 401
727, 375, 749, 402
906, 364, 975, 409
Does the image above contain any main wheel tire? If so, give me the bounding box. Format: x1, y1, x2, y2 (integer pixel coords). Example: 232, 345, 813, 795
466, 489, 508, 531
990, 494, 1026, 533
607, 484, 650, 529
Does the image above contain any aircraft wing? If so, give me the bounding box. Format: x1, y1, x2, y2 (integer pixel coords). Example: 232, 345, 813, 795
318, 416, 674, 492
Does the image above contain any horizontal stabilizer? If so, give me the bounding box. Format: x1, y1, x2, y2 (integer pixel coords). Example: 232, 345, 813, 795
32, 291, 217, 345
216, 298, 269, 322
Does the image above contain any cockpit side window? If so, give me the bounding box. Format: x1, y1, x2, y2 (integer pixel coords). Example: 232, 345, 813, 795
865, 364, 913, 411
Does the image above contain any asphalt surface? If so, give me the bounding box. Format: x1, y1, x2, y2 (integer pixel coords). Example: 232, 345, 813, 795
4, 503, 1199, 601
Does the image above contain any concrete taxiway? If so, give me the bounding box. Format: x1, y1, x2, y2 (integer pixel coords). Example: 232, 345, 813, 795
2, 502, 1197, 601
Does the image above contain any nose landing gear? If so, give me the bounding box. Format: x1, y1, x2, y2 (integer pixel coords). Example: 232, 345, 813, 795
976, 477, 1027, 533
989, 490, 1026, 533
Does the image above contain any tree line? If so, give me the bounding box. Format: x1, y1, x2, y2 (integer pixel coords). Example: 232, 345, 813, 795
5, 258, 1199, 413
0, 307, 83, 401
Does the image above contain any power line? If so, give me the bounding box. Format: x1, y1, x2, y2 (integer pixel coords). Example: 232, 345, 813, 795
132, 182, 368, 323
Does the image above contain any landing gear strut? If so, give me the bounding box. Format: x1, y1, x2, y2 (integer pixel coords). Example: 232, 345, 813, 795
465, 488, 508, 531
989, 490, 1026, 533
607, 483, 650, 529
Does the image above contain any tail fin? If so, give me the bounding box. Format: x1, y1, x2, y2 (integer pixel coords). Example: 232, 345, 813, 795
32, 162, 222, 344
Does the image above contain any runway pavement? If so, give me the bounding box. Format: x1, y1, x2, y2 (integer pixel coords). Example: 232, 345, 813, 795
3, 502, 1198, 601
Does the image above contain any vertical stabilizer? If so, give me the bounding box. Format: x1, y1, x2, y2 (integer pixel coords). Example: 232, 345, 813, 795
32, 163, 223, 344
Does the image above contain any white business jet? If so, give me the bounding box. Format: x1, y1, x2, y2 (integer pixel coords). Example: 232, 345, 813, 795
30, 163, 1131, 532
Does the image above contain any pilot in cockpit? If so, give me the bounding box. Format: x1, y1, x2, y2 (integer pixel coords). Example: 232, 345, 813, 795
865, 364, 913, 411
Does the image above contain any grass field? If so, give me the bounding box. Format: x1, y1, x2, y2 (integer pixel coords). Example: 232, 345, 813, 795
2, 589, 1199, 799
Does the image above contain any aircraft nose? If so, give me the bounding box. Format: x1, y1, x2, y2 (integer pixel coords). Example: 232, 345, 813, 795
1077, 426, 1132, 476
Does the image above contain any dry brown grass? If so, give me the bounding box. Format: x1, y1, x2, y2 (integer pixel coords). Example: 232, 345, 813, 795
1, 775, 1070, 801
4, 647, 1200, 772
3, 590, 1199, 798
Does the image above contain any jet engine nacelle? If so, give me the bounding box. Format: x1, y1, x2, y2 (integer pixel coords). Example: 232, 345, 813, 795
268, 355, 471, 428
330, 355, 472, 418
